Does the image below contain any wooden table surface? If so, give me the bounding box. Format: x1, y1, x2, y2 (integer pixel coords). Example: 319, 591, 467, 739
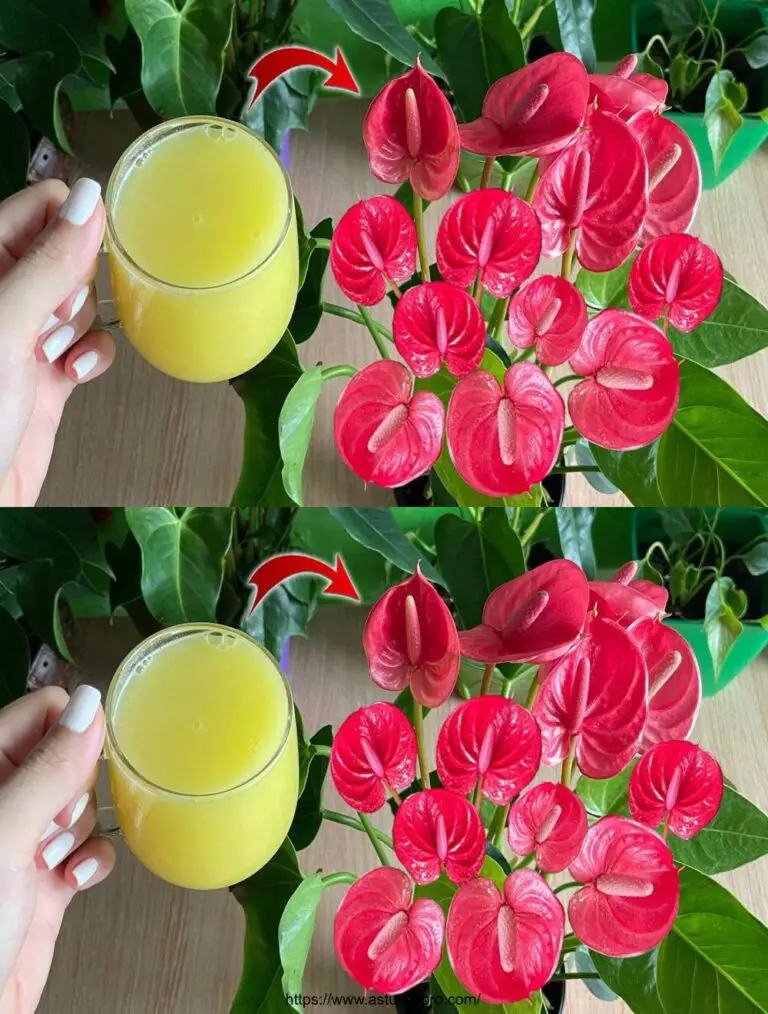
39, 606, 768, 1014
37, 103, 768, 508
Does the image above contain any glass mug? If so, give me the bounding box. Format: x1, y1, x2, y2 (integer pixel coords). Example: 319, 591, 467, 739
101, 623, 299, 890
102, 116, 299, 383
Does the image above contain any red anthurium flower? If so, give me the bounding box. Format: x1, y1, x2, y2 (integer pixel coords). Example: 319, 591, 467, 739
436, 189, 541, 298
393, 789, 485, 885
393, 281, 485, 379
363, 563, 460, 708
606, 560, 671, 615
533, 110, 648, 272
568, 816, 679, 957
334, 867, 445, 994
589, 73, 666, 121
446, 363, 564, 498
629, 234, 724, 333
629, 741, 722, 839
629, 617, 701, 751
506, 275, 588, 366
331, 196, 417, 306
436, 696, 541, 805
331, 702, 417, 813
447, 870, 564, 1004
460, 560, 590, 664
589, 574, 667, 629
532, 617, 648, 779
568, 309, 680, 451
363, 58, 460, 201
610, 54, 670, 106
629, 110, 701, 244
334, 361, 444, 488
507, 783, 588, 873
459, 52, 589, 158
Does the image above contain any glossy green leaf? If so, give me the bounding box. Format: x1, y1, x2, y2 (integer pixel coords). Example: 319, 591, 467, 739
279, 366, 324, 507
326, 0, 442, 77
742, 538, 768, 576
570, 440, 619, 496
590, 949, 666, 1014
671, 785, 768, 874
289, 218, 332, 344
0, 99, 28, 200
244, 573, 322, 660
570, 947, 618, 1002
289, 725, 332, 851
659, 0, 699, 37
553, 0, 597, 71
125, 507, 233, 626
669, 279, 768, 368
576, 256, 634, 312
555, 507, 596, 579
670, 52, 699, 98
125, 0, 234, 118
231, 839, 302, 1014
0, 606, 29, 707
576, 763, 634, 819
704, 576, 745, 681
243, 67, 323, 155
744, 33, 768, 70
279, 872, 326, 1010
589, 441, 665, 507
0, 58, 21, 111
328, 508, 445, 585
457, 657, 505, 698
705, 71, 746, 173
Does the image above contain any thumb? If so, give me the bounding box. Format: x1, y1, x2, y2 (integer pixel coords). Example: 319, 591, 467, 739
0, 686, 105, 864
0, 178, 104, 359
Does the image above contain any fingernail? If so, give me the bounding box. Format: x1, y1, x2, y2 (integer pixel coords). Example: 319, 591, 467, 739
59, 685, 101, 734
70, 284, 90, 319
72, 857, 99, 888
73, 350, 99, 380
42, 831, 75, 870
59, 178, 101, 227
39, 312, 59, 336
39, 819, 59, 842
42, 324, 75, 363
69, 792, 90, 827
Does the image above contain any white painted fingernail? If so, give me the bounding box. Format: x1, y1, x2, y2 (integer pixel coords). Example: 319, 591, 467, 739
70, 284, 90, 319
42, 323, 75, 363
69, 792, 90, 827
73, 350, 99, 380
42, 831, 75, 870
39, 312, 59, 336
59, 178, 101, 227
72, 857, 99, 888
59, 685, 101, 734
40, 819, 59, 842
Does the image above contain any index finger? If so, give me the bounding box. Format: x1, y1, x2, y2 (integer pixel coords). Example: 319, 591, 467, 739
0, 180, 69, 277
0, 686, 69, 782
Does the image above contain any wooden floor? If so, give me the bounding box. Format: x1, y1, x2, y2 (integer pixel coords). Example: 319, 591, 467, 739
39, 607, 768, 1014
37, 103, 768, 508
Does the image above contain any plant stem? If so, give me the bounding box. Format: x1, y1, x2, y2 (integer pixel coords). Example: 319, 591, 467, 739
524, 671, 540, 710
413, 194, 431, 282
489, 296, 510, 343
512, 852, 535, 871
456, 171, 472, 193
501, 171, 514, 192
314, 237, 331, 250
561, 933, 580, 952
322, 302, 393, 340
358, 305, 391, 359
552, 465, 600, 474
473, 775, 484, 812
322, 810, 394, 849
481, 156, 496, 189
358, 812, 391, 866
550, 973, 600, 982
473, 272, 484, 304
561, 231, 577, 280
554, 880, 581, 895
480, 662, 496, 696
413, 701, 431, 790
321, 871, 358, 887
524, 163, 540, 203
321, 364, 357, 381
489, 802, 510, 846
662, 813, 670, 841
313, 743, 332, 756
561, 737, 577, 787
554, 373, 581, 388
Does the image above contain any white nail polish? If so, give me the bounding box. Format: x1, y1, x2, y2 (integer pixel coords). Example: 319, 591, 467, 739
59, 685, 101, 734
39, 819, 59, 842
73, 350, 99, 380
69, 792, 90, 827
59, 178, 102, 227
72, 857, 99, 888
42, 323, 75, 363
70, 284, 90, 319
39, 312, 59, 337
42, 831, 75, 870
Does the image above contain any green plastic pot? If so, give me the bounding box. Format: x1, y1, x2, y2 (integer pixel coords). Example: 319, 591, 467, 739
630, 510, 768, 697
630, 1, 768, 189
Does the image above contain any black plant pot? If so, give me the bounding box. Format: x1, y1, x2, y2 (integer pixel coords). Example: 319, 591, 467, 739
393, 472, 566, 508
392, 979, 566, 1013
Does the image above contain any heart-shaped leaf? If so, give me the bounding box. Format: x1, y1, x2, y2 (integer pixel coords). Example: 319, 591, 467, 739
704, 576, 746, 681
704, 70, 747, 173
279, 365, 325, 507
279, 872, 328, 1011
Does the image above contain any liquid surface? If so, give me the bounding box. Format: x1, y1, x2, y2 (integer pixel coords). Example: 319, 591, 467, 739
112, 631, 289, 795
112, 123, 290, 288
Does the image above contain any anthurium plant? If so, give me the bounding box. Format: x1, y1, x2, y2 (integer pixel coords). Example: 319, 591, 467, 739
237, 48, 768, 509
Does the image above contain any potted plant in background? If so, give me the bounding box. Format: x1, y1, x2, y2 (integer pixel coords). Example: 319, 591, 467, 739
631, 0, 768, 188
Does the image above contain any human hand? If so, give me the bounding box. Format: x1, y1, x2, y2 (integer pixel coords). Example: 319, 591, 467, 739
0, 179, 116, 506
0, 686, 116, 1014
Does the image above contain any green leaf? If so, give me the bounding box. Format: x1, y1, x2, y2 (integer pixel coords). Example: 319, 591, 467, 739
704, 576, 745, 681
570, 439, 619, 496
279, 873, 326, 1010
576, 762, 634, 819
289, 218, 332, 344
590, 949, 666, 1014
0, 98, 28, 200
570, 947, 619, 1003
658, 0, 699, 37
325, 0, 442, 78
232, 334, 304, 506
328, 508, 445, 585
742, 538, 768, 576
125, 507, 234, 625
244, 574, 322, 660
576, 256, 634, 311
705, 70, 746, 174
457, 657, 505, 698
0, 58, 21, 111
669, 51, 699, 98
657, 867, 768, 1012
434, 512, 525, 627
0, 606, 29, 707
670, 785, 768, 874
553, 0, 596, 72
590, 441, 665, 507
289, 725, 332, 850
555, 507, 596, 579
279, 366, 324, 507
125, 0, 234, 118
744, 32, 768, 70
231, 838, 301, 1014
243, 67, 323, 154
669, 279, 768, 368
435, 0, 524, 122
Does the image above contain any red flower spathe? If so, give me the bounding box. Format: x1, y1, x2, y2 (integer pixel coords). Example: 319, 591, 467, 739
629, 740, 723, 839
330, 702, 417, 813
447, 870, 564, 1004
589, 575, 668, 628
629, 233, 724, 333
393, 281, 485, 378
334, 867, 445, 994
507, 783, 587, 873
363, 58, 460, 201
393, 788, 485, 885
506, 275, 588, 366
363, 564, 460, 708
589, 72, 667, 121
334, 361, 444, 488
331, 196, 417, 306
568, 309, 680, 451
436, 189, 541, 298
436, 696, 541, 805
568, 816, 679, 957
446, 363, 564, 498
459, 560, 590, 664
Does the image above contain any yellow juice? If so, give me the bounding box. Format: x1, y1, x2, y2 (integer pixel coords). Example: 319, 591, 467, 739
106, 625, 298, 890
105, 117, 298, 382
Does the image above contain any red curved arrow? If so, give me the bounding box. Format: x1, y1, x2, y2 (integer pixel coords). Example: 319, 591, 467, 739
247, 552, 360, 614
247, 46, 360, 107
